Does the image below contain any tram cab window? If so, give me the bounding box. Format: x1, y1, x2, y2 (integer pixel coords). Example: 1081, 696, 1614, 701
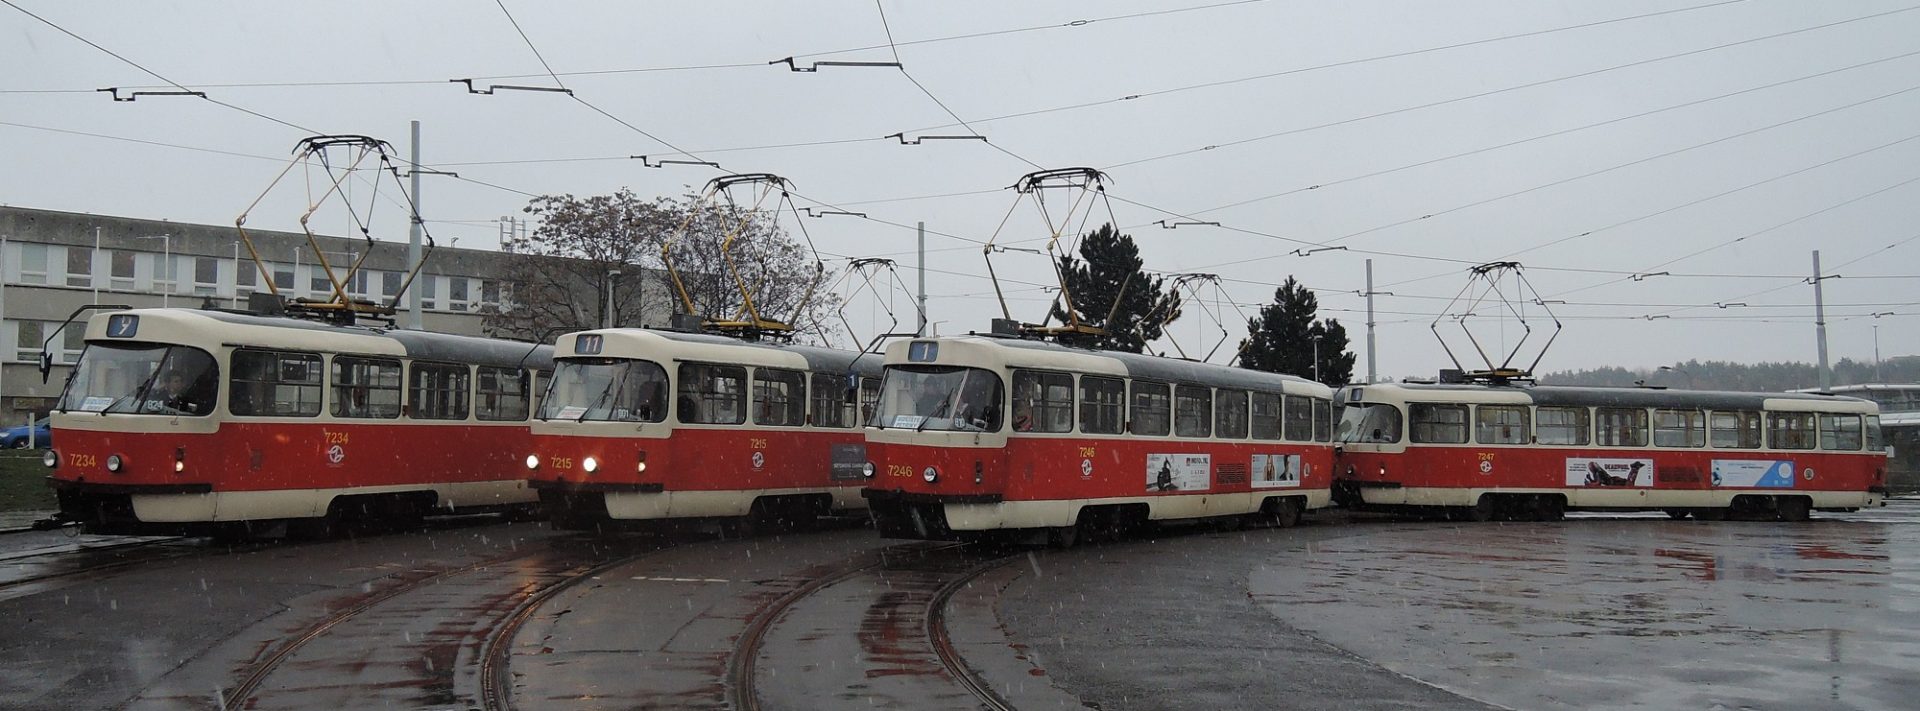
1596, 407, 1649, 447
1313, 398, 1333, 442
753, 368, 807, 427
1820, 414, 1863, 451
1250, 392, 1283, 440
1079, 376, 1126, 435
1768, 412, 1816, 450
869, 366, 1003, 432
1652, 408, 1705, 448
1010, 370, 1073, 433
679, 363, 747, 425
1283, 395, 1316, 442
1129, 382, 1172, 436
476, 366, 531, 421
1215, 390, 1249, 439
1475, 405, 1530, 445
810, 372, 857, 428
1709, 410, 1762, 449
1535, 406, 1589, 446
538, 359, 667, 422
230, 349, 322, 417
331, 356, 402, 419
62, 343, 218, 416
409, 362, 471, 420
1409, 403, 1468, 444
1336, 403, 1401, 443
1175, 385, 1212, 438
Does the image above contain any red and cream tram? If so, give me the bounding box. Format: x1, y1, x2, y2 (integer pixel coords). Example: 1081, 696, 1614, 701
45, 308, 552, 536
1333, 381, 1889, 521
524, 328, 882, 531
861, 335, 1337, 545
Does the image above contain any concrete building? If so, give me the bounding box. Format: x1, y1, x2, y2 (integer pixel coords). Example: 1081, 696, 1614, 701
0, 206, 668, 426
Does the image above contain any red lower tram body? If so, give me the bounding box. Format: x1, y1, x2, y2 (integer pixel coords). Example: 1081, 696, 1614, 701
863, 433, 1334, 542
47, 421, 538, 536
525, 426, 869, 531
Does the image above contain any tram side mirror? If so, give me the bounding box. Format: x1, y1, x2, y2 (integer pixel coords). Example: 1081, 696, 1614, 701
37, 350, 52, 383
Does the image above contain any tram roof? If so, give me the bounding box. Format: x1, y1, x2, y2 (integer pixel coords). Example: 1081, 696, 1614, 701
957, 335, 1328, 394
176, 309, 553, 369
1368, 381, 1872, 411
562, 328, 882, 375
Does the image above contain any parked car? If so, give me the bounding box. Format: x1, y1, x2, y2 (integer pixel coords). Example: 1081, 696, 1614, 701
2, 417, 51, 449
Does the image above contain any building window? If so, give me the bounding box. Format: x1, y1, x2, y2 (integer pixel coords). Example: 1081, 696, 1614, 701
235, 258, 258, 290
476, 366, 529, 421
752, 367, 806, 426
1653, 408, 1705, 448
421, 274, 438, 310
1536, 406, 1589, 446
308, 265, 335, 296
1129, 381, 1171, 436
678, 363, 746, 424
1709, 410, 1762, 449
193, 257, 219, 296
1596, 407, 1649, 447
481, 280, 500, 307
449, 277, 470, 312
1214, 389, 1249, 439
1012, 370, 1074, 433
1769, 412, 1816, 450
153, 254, 176, 293
1251, 391, 1283, 440
62, 327, 85, 364
383, 271, 402, 298
810, 372, 857, 428
230, 349, 323, 417
331, 356, 402, 419
110, 250, 136, 290
409, 362, 471, 420
1078, 376, 1124, 435
13, 321, 44, 362
1820, 414, 1862, 451
1284, 394, 1316, 442
66, 247, 93, 288
18, 243, 48, 285
1409, 403, 1468, 444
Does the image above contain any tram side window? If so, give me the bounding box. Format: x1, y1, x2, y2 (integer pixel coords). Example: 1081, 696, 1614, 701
859, 377, 881, 425
330, 356, 402, 419
1820, 413, 1863, 451
1129, 382, 1171, 436
1866, 415, 1882, 451
1768, 412, 1816, 450
810, 373, 856, 428
753, 368, 807, 427
1011, 370, 1074, 433
1281, 395, 1314, 442
1215, 389, 1249, 439
1079, 376, 1126, 435
1652, 408, 1705, 448
476, 366, 531, 421
1250, 392, 1283, 440
1313, 398, 1333, 442
679, 363, 747, 425
1409, 403, 1468, 444
1709, 410, 1762, 449
1595, 407, 1649, 447
1535, 406, 1589, 445
230, 349, 323, 417
1475, 405, 1530, 445
1175, 385, 1212, 438
409, 362, 471, 420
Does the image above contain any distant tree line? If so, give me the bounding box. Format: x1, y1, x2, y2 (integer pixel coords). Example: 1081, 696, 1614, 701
1539, 356, 1920, 391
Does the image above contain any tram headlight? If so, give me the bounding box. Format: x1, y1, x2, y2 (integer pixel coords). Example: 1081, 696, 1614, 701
174, 446, 186, 473
525, 454, 541, 471
862, 462, 876, 479
922, 465, 939, 483
637, 450, 648, 473
42, 450, 57, 469
106, 454, 124, 473
583, 456, 599, 473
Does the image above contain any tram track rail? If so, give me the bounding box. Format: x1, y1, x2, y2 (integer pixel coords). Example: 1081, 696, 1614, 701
927, 554, 1023, 711
0, 535, 197, 593
476, 544, 671, 711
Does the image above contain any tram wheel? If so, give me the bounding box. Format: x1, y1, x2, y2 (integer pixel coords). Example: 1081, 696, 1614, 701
1664, 509, 1691, 520
1531, 496, 1566, 522
1272, 498, 1303, 529
1450, 496, 1496, 523
1692, 507, 1729, 521
1046, 525, 1080, 549
1774, 496, 1812, 523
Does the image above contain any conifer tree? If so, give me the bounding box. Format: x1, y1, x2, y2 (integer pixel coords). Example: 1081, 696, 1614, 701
1047, 224, 1181, 353
1241, 276, 1356, 386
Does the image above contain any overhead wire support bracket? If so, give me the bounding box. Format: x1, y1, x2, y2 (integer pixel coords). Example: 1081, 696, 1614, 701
885, 132, 988, 145
1291, 246, 1348, 257
96, 87, 206, 101
629, 155, 722, 169
1156, 220, 1220, 229
802, 208, 867, 219
448, 78, 573, 96
1630, 270, 1671, 281
769, 57, 903, 72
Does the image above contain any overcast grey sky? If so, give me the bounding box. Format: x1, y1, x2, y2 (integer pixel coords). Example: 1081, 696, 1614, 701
4, 0, 1916, 378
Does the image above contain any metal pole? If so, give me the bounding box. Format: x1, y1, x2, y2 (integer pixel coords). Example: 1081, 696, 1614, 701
92, 227, 100, 304
605, 270, 620, 329
408, 119, 424, 330
1874, 324, 1883, 382
1, 235, 7, 423
1312, 334, 1321, 384
1813, 250, 1831, 391
1365, 259, 1376, 384
917, 221, 927, 336
161, 236, 170, 308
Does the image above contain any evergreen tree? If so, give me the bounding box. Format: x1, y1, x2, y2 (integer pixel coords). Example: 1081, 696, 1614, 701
1240, 276, 1355, 386
1047, 224, 1181, 353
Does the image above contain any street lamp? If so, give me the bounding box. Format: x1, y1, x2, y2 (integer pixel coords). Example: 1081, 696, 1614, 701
604, 269, 621, 329
136, 234, 171, 307
1658, 365, 1692, 389
1871, 312, 1895, 382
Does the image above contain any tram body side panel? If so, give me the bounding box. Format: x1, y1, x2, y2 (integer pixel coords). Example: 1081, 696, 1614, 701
527, 424, 869, 520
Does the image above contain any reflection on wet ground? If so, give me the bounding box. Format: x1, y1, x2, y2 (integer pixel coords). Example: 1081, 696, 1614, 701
1250, 501, 1920, 710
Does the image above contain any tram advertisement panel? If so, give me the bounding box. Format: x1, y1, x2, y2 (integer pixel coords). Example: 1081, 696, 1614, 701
1147, 454, 1211, 492
1251, 454, 1302, 488
1710, 459, 1796, 488
1566, 458, 1654, 487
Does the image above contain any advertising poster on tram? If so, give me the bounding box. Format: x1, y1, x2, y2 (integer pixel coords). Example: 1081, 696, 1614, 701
1251, 454, 1302, 488
1147, 453, 1211, 492
1711, 459, 1797, 488
1566, 458, 1654, 487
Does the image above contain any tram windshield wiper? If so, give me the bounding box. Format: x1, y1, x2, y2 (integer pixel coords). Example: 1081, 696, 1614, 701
580, 365, 628, 423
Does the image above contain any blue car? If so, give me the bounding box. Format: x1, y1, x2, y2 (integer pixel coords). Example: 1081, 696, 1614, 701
2, 417, 51, 449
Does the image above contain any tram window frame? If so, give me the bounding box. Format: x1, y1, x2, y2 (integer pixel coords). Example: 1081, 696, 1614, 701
1283, 394, 1315, 442
809, 372, 857, 428
1820, 413, 1863, 451
1078, 375, 1126, 435
1313, 398, 1333, 442
752, 367, 807, 427
408, 362, 471, 421
1409, 403, 1468, 444
1129, 381, 1172, 437
1535, 406, 1589, 446
1175, 384, 1213, 438
678, 362, 747, 425
1250, 391, 1283, 440
1652, 408, 1706, 448
1866, 415, 1882, 451
1215, 389, 1249, 439
330, 355, 402, 419
1474, 404, 1530, 445
859, 377, 881, 424
230, 349, 323, 417
1596, 407, 1649, 447
475, 366, 531, 421
1768, 411, 1816, 450
1012, 370, 1075, 433
1709, 410, 1762, 449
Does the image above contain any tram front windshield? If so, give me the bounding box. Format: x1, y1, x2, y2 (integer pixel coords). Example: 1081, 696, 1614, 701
59, 343, 218, 416
870, 365, 1004, 432
538, 358, 669, 422
1336, 402, 1402, 443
